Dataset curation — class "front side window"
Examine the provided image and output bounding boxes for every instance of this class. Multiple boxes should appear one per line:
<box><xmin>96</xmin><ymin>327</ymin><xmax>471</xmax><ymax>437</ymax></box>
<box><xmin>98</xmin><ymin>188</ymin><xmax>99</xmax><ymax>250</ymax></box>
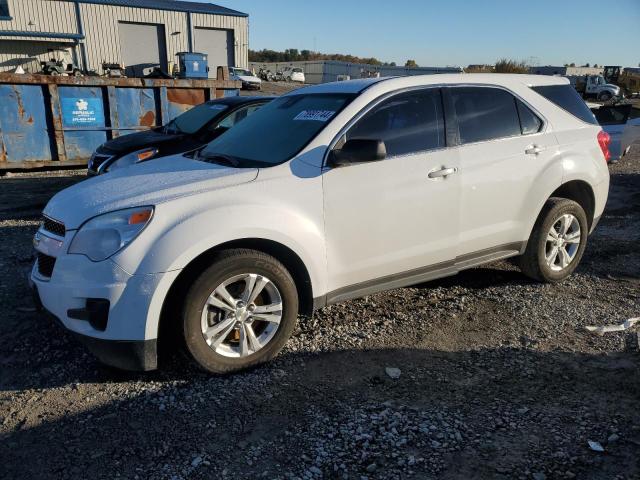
<box><xmin>451</xmin><ymin>87</ymin><xmax>521</xmax><ymax>144</ymax></box>
<box><xmin>165</xmin><ymin>102</ymin><xmax>229</xmax><ymax>135</ymax></box>
<box><xmin>200</xmin><ymin>93</ymin><xmax>355</xmax><ymax>167</ymax></box>
<box><xmin>345</xmin><ymin>89</ymin><xmax>445</xmax><ymax>157</ymax></box>
<box><xmin>0</xmin><ymin>1</ymin><xmax>9</xmax><ymax>17</ymax></box>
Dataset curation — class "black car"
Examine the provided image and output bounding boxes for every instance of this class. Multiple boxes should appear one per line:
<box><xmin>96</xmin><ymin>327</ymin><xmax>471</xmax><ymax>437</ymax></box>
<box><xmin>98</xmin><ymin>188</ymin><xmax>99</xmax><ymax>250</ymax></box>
<box><xmin>88</xmin><ymin>96</ymin><xmax>273</xmax><ymax>175</ymax></box>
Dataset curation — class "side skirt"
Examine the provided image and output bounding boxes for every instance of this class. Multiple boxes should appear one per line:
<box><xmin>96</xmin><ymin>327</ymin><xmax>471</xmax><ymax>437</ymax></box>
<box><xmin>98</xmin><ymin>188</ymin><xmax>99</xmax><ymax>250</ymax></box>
<box><xmin>313</xmin><ymin>242</ymin><xmax>525</xmax><ymax>309</ymax></box>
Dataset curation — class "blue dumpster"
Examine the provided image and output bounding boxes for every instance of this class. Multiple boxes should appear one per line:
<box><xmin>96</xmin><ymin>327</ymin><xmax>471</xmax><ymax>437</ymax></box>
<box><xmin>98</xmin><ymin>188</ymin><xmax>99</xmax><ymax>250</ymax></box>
<box><xmin>0</xmin><ymin>73</ymin><xmax>240</xmax><ymax>170</ymax></box>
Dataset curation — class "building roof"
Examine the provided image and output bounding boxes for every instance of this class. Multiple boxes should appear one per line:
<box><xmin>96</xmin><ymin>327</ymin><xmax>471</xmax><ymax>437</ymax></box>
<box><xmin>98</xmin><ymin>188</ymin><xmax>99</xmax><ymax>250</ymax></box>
<box><xmin>72</xmin><ymin>0</ymin><xmax>248</xmax><ymax>17</ymax></box>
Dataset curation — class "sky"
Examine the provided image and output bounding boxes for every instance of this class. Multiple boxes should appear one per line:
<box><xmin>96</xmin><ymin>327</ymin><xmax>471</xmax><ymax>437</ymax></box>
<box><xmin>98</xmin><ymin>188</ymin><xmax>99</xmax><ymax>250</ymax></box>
<box><xmin>194</xmin><ymin>0</ymin><xmax>640</xmax><ymax>68</ymax></box>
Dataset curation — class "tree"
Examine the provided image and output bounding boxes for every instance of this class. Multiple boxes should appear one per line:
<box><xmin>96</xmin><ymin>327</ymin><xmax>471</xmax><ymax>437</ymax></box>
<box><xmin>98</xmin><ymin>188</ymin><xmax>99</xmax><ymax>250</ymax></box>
<box><xmin>494</xmin><ymin>58</ymin><xmax>528</xmax><ymax>74</ymax></box>
<box><xmin>405</xmin><ymin>59</ymin><xmax>418</xmax><ymax>68</ymax></box>
<box><xmin>569</xmin><ymin>62</ymin><xmax>576</xmax><ymax>67</ymax></box>
<box><xmin>593</xmin><ymin>63</ymin><xmax>599</xmax><ymax>68</ymax></box>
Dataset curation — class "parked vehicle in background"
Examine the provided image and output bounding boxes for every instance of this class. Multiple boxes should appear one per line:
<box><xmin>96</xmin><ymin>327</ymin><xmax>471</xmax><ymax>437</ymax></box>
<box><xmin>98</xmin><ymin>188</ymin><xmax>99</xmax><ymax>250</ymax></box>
<box><xmin>617</xmin><ymin>68</ymin><xmax>640</xmax><ymax>98</ymax></box>
<box><xmin>285</xmin><ymin>67</ymin><xmax>306</xmax><ymax>83</ymax></box>
<box><xmin>229</xmin><ymin>67</ymin><xmax>262</xmax><ymax>90</ymax></box>
<box><xmin>590</xmin><ymin>103</ymin><xmax>640</xmax><ymax>162</ymax></box>
<box><xmin>32</xmin><ymin>74</ymin><xmax>609</xmax><ymax>374</ymax></box>
<box><xmin>569</xmin><ymin>74</ymin><xmax>621</xmax><ymax>101</ymax></box>
<box><xmin>88</xmin><ymin>96</ymin><xmax>272</xmax><ymax>175</ymax></box>
<box><xmin>40</xmin><ymin>48</ymin><xmax>82</xmax><ymax>77</ymax></box>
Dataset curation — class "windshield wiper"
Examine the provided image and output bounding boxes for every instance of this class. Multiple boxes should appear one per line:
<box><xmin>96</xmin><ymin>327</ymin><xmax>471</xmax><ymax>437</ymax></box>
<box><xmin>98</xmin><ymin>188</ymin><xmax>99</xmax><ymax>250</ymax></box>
<box><xmin>198</xmin><ymin>152</ymin><xmax>241</xmax><ymax>167</ymax></box>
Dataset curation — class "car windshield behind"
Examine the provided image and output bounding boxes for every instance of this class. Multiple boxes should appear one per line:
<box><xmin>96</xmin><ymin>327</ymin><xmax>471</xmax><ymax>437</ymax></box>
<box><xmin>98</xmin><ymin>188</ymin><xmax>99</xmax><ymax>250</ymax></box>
<box><xmin>233</xmin><ymin>68</ymin><xmax>252</xmax><ymax>76</ymax></box>
<box><xmin>200</xmin><ymin>93</ymin><xmax>355</xmax><ymax>167</ymax></box>
<box><xmin>165</xmin><ymin>102</ymin><xmax>229</xmax><ymax>135</ymax></box>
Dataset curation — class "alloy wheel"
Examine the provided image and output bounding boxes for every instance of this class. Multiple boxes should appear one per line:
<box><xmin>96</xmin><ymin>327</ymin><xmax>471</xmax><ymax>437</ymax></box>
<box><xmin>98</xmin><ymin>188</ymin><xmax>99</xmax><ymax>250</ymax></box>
<box><xmin>545</xmin><ymin>214</ymin><xmax>581</xmax><ymax>272</ymax></box>
<box><xmin>200</xmin><ymin>273</ymin><xmax>283</xmax><ymax>358</ymax></box>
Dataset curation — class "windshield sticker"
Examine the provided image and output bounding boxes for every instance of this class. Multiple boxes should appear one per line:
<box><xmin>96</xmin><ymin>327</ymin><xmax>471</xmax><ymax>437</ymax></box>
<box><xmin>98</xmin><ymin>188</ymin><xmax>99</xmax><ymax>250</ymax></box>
<box><xmin>294</xmin><ymin>110</ymin><xmax>336</xmax><ymax>122</ymax></box>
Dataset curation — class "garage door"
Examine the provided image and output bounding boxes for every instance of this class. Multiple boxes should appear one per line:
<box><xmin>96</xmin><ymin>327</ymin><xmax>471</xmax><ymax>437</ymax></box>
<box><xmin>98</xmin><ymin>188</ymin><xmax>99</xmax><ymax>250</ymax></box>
<box><xmin>0</xmin><ymin>40</ymin><xmax>75</xmax><ymax>73</ymax></box>
<box><xmin>118</xmin><ymin>22</ymin><xmax>167</xmax><ymax>77</ymax></box>
<box><xmin>194</xmin><ymin>28</ymin><xmax>235</xmax><ymax>78</ymax></box>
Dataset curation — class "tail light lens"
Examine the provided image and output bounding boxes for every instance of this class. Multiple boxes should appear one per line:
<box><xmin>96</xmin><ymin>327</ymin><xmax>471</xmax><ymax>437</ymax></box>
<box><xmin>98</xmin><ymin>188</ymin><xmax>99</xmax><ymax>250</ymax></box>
<box><xmin>597</xmin><ymin>130</ymin><xmax>611</xmax><ymax>163</ymax></box>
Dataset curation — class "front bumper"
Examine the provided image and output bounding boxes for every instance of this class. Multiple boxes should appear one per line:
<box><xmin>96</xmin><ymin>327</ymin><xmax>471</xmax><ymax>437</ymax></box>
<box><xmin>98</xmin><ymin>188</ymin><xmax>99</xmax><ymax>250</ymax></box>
<box><xmin>242</xmin><ymin>81</ymin><xmax>261</xmax><ymax>90</ymax></box>
<box><xmin>31</xmin><ymin>252</ymin><xmax>179</xmax><ymax>371</ymax></box>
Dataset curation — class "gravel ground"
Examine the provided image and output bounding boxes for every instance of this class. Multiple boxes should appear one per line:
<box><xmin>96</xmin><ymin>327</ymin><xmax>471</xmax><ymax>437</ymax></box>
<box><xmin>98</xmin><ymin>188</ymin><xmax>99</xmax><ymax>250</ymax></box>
<box><xmin>1</xmin><ymin>147</ymin><xmax>639</xmax><ymax>479</ymax></box>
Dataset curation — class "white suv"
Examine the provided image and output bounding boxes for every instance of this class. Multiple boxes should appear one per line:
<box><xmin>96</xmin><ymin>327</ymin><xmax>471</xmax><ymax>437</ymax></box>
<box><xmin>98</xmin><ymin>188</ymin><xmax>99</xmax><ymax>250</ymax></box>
<box><xmin>31</xmin><ymin>74</ymin><xmax>610</xmax><ymax>373</ymax></box>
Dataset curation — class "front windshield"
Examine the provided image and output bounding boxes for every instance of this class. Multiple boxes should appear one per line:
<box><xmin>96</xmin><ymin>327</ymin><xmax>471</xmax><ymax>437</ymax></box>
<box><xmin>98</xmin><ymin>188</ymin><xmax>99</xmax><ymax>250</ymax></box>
<box><xmin>233</xmin><ymin>69</ymin><xmax>252</xmax><ymax>76</ymax></box>
<box><xmin>200</xmin><ymin>93</ymin><xmax>355</xmax><ymax>167</ymax></box>
<box><xmin>165</xmin><ymin>102</ymin><xmax>229</xmax><ymax>134</ymax></box>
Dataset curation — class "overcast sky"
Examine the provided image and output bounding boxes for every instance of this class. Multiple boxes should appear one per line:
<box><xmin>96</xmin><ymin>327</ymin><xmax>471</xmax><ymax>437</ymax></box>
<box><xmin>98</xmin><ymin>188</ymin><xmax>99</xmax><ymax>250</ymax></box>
<box><xmin>198</xmin><ymin>0</ymin><xmax>639</xmax><ymax>67</ymax></box>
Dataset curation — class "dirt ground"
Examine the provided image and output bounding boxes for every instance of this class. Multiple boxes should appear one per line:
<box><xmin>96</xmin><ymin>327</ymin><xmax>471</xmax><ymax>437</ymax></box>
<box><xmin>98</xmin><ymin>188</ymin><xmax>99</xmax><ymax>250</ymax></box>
<box><xmin>0</xmin><ymin>144</ymin><xmax>639</xmax><ymax>479</ymax></box>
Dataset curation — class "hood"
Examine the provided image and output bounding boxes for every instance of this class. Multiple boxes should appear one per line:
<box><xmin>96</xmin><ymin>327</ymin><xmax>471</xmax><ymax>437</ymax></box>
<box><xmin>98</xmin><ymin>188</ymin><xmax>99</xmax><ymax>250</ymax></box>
<box><xmin>237</xmin><ymin>75</ymin><xmax>261</xmax><ymax>83</ymax></box>
<box><xmin>100</xmin><ymin>129</ymin><xmax>183</xmax><ymax>154</ymax></box>
<box><xmin>44</xmin><ymin>155</ymin><xmax>258</xmax><ymax>229</ymax></box>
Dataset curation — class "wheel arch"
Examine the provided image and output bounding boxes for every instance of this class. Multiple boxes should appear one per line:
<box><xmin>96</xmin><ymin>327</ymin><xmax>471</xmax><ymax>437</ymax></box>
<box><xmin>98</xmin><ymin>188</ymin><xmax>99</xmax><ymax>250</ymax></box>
<box><xmin>549</xmin><ymin>180</ymin><xmax>596</xmax><ymax>229</ymax></box>
<box><xmin>157</xmin><ymin>238</ymin><xmax>315</xmax><ymax>357</ymax></box>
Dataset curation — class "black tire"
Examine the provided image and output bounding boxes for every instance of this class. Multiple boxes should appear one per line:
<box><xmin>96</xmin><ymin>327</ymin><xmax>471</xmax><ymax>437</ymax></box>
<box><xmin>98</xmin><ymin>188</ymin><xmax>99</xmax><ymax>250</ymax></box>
<box><xmin>599</xmin><ymin>92</ymin><xmax>612</xmax><ymax>101</ymax></box>
<box><xmin>518</xmin><ymin>198</ymin><xmax>589</xmax><ymax>283</ymax></box>
<box><xmin>182</xmin><ymin>249</ymin><xmax>298</xmax><ymax>374</ymax></box>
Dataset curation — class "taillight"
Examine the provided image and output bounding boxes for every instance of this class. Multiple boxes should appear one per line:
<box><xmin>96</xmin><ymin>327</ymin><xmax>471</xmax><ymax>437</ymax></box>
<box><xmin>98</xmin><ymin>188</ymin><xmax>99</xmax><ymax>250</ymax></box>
<box><xmin>597</xmin><ymin>130</ymin><xmax>611</xmax><ymax>163</ymax></box>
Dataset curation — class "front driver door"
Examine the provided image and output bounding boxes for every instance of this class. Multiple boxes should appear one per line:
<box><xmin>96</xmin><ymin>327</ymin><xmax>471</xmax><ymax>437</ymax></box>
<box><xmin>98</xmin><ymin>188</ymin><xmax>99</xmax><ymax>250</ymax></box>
<box><xmin>322</xmin><ymin>88</ymin><xmax>461</xmax><ymax>301</ymax></box>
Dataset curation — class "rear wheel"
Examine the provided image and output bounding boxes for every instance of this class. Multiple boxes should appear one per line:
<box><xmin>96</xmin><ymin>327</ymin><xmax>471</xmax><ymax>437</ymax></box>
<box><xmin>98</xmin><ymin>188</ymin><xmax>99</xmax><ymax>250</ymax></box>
<box><xmin>518</xmin><ymin>198</ymin><xmax>588</xmax><ymax>283</ymax></box>
<box><xmin>182</xmin><ymin>249</ymin><xmax>298</xmax><ymax>374</ymax></box>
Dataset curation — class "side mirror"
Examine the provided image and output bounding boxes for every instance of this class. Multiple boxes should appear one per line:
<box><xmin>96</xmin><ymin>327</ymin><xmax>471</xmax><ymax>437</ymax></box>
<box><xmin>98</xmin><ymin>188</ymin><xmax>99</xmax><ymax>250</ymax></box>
<box><xmin>328</xmin><ymin>138</ymin><xmax>387</xmax><ymax>167</ymax></box>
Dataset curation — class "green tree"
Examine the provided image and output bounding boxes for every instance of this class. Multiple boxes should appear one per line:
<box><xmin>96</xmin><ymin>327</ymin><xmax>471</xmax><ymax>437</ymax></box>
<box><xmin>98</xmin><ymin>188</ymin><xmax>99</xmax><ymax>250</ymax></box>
<box><xmin>405</xmin><ymin>59</ymin><xmax>418</xmax><ymax>68</ymax></box>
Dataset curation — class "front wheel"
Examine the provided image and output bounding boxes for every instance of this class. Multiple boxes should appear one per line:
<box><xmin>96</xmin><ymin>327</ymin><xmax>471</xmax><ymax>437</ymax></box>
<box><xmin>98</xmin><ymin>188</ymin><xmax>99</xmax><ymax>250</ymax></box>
<box><xmin>182</xmin><ymin>249</ymin><xmax>298</xmax><ymax>374</ymax></box>
<box><xmin>599</xmin><ymin>92</ymin><xmax>612</xmax><ymax>101</ymax></box>
<box><xmin>518</xmin><ymin>198</ymin><xmax>589</xmax><ymax>283</ymax></box>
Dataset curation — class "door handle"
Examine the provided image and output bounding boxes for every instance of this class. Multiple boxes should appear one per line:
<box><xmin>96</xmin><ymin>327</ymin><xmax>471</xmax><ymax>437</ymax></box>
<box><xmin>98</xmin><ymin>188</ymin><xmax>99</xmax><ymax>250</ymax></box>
<box><xmin>525</xmin><ymin>145</ymin><xmax>544</xmax><ymax>155</ymax></box>
<box><xmin>428</xmin><ymin>167</ymin><xmax>457</xmax><ymax>179</ymax></box>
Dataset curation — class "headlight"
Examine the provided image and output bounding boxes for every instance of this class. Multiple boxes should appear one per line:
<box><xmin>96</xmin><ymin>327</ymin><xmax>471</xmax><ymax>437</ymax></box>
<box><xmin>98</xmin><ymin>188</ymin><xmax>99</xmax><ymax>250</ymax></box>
<box><xmin>68</xmin><ymin>207</ymin><xmax>154</xmax><ymax>261</ymax></box>
<box><xmin>106</xmin><ymin>148</ymin><xmax>158</xmax><ymax>172</ymax></box>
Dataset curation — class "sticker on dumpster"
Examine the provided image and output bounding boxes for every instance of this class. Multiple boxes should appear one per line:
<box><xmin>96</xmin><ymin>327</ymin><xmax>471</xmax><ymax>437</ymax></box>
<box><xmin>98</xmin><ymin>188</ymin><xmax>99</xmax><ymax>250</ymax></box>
<box><xmin>294</xmin><ymin>110</ymin><xmax>336</xmax><ymax>122</ymax></box>
<box><xmin>61</xmin><ymin>98</ymin><xmax>104</xmax><ymax>127</ymax></box>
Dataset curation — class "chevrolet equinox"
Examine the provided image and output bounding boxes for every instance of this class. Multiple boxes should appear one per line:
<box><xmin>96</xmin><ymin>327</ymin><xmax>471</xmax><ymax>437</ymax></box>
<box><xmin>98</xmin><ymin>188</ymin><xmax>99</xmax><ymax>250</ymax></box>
<box><xmin>31</xmin><ymin>74</ymin><xmax>611</xmax><ymax>373</ymax></box>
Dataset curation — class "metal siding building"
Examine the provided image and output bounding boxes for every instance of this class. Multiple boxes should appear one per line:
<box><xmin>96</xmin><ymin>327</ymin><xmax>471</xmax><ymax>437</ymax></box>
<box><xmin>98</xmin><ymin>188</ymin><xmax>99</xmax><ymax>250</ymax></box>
<box><xmin>249</xmin><ymin>60</ymin><xmax>463</xmax><ymax>84</ymax></box>
<box><xmin>0</xmin><ymin>0</ymin><xmax>248</xmax><ymax>76</ymax></box>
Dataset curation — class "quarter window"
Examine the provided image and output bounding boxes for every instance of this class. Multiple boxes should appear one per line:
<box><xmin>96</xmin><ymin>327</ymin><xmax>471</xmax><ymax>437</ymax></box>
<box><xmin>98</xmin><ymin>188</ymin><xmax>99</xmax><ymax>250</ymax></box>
<box><xmin>0</xmin><ymin>0</ymin><xmax>9</xmax><ymax>17</ymax></box>
<box><xmin>516</xmin><ymin>100</ymin><xmax>543</xmax><ymax>134</ymax></box>
<box><xmin>346</xmin><ymin>89</ymin><xmax>445</xmax><ymax>157</ymax></box>
<box><xmin>451</xmin><ymin>87</ymin><xmax>521</xmax><ymax>144</ymax></box>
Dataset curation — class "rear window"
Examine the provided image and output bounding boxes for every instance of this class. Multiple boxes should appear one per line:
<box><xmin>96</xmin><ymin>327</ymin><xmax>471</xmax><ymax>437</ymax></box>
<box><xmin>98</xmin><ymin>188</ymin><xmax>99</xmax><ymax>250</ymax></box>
<box><xmin>532</xmin><ymin>85</ymin><xmax>598</xmax><ymax>125</ymax></box>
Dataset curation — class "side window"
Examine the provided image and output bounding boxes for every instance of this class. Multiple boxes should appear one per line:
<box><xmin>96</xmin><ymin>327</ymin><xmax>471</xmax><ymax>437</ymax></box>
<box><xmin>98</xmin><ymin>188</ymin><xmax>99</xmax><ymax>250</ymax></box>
<box><xmin>215</xmin><ymin>104</ymin><xmax>263</xmax><ymax>130</ymax></box>
<box><xmin>345</xmin><ymin>89</ymin><xmax>445</xmax><ymax>157</ymax></box>
<box><xmin>451</xmin><ymin>87</ymin><xmax>521</xmax><ymax>144</ymax></box>
<box><xmin>516</xmin><ymin>100</ymin><xmax>543</xmax><ymax>134</ymax></box>
<box><xmin>0</xmin><ymin>1</ymin><xmax>9</xmax><ymax>17</ymax></box>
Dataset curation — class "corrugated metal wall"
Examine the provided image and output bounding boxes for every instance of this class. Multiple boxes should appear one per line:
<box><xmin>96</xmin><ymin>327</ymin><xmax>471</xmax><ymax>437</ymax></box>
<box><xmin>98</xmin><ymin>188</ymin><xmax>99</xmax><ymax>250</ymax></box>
<box><xmin>0</xmin><ymin>0</ymin><xmax>249</xmax><ymax>73</ymax></box>
<box><xmin>2</xmin><ymin>0</ymin><xmax>78</xmax><ymax>34</ymax></box>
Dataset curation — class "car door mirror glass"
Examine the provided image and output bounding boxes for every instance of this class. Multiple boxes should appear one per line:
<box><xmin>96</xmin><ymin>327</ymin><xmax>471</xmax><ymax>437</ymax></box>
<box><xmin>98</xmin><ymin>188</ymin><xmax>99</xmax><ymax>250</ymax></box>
<box><xmin>329</xmin><ymin>138</ymin><xmax>386</xmax><ymax>167</ymax></box>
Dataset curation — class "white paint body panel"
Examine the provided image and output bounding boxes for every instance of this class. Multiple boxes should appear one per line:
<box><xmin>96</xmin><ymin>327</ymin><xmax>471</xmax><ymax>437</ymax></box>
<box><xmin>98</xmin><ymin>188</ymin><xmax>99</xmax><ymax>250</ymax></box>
<box><xmin>32</xmin><ymin>74</ymin><xmax>610</xmax><ymax>347</ymax></box>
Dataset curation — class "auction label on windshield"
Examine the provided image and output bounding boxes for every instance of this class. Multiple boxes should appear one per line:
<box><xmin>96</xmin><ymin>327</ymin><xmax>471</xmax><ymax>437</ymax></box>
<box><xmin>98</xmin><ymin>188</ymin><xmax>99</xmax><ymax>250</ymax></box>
<box><xmin>294</xmin><ymin>110</ymin><xmax>336</xmax><ymax>122</ymax></box>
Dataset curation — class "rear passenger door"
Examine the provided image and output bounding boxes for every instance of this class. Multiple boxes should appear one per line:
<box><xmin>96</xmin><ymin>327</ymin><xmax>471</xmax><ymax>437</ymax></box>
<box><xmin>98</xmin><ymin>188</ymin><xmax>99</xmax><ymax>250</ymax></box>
<box><xmin>449</xmin><ymin>86</ymin><xmax>559</xmax><ymax>257</ymax></box>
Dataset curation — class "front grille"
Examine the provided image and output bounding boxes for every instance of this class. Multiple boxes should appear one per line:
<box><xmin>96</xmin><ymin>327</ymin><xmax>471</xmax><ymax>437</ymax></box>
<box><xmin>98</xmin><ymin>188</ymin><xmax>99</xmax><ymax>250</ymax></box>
<box><xmin>37</xmin><ymin>252</ymin><xmax>56</xmax><ymax>278</ymax></box>
<box><xmin>43</xmin><ymin>216</ymin><xmax>65</xmax><ymax>237</ymax></box>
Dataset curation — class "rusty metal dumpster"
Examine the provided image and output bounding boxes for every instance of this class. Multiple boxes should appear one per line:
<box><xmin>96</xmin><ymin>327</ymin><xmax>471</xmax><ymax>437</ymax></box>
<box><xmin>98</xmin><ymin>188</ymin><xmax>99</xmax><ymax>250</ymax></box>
<box><xmin>0</xmin><ymin>73</ymin><xmax>240</xmax><ymax>170</ymax></box>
